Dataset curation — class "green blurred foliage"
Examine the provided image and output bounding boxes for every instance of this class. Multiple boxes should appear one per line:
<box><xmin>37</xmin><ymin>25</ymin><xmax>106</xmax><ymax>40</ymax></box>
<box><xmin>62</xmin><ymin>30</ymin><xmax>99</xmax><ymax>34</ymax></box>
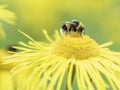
<box><xmin>0</xmin><ymin>0</ymin><xmax>120</xmax><ymax>51</ymax></box>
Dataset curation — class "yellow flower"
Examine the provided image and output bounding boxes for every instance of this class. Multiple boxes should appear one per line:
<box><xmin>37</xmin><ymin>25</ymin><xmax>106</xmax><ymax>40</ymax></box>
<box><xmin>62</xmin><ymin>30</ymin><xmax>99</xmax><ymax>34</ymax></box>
<box><xmin>0</xmin><ymin>5</ymin><xmax>16</xmax><ymax>39</ymax></box>
<box><xmin>0</xmin><ymin>50</ymin><xmax>15</xmax><ymax>90</ymax></box>
<box><xmin>6</xmin><ymin>30</ymin><xmax>120</xmax><ymax>90</ymax></box>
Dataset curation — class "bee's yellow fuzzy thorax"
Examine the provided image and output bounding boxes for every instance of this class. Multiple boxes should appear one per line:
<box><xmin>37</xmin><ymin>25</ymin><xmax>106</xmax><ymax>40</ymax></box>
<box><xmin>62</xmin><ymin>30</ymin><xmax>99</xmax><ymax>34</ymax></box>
<box><xmin>52</xmin><ymin>35</ymin><xmax>100</xmax><ymax>60</ymax></box>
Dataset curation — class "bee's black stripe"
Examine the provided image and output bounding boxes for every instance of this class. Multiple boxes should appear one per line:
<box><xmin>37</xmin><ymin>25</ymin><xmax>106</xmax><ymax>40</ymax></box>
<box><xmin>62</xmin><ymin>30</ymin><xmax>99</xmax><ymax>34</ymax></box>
<box><xmin>62</xmin><ymin>24</ymin><xmax>67</xmax><ymax>31</ymax></box>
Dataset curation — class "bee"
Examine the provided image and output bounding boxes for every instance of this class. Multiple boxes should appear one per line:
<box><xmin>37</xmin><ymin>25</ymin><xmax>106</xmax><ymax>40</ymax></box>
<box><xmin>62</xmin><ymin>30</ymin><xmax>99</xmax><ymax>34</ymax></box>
<box><xmin>60</xmin><ymin>20</ymin><xmax>85</xmax><ymax>36</ymax></box>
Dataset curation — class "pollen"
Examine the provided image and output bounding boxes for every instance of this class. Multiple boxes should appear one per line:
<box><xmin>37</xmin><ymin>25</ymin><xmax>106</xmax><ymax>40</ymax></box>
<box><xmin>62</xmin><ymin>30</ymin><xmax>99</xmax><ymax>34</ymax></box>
<box><xmin>52</xmin><ymin>35</ymin><xmax>100</xmax><ymax>60</ymax></box>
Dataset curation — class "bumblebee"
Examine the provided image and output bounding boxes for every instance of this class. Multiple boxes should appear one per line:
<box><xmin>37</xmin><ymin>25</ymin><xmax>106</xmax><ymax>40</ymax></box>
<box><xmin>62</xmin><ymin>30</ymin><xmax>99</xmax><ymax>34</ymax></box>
<box><xmin>60</xmin><ymin>20</ymin><xmax>85</xmax><ymax>36</ymax></box>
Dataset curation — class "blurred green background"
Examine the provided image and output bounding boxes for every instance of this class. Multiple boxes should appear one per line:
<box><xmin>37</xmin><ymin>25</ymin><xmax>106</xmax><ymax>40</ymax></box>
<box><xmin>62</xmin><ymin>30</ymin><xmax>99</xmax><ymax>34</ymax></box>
<box><xmin>0</xmin><ymin>0</ymin><xmax>120</xmax><ymax>51</ymax></box>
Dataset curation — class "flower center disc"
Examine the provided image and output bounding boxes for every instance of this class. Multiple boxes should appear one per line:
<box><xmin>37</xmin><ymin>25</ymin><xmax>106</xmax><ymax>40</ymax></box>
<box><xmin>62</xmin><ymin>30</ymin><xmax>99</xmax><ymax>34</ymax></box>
<box><xmin>52</xmin><ymin>35</ymin><xmax>100</xmax><ymax>60</ymax></box>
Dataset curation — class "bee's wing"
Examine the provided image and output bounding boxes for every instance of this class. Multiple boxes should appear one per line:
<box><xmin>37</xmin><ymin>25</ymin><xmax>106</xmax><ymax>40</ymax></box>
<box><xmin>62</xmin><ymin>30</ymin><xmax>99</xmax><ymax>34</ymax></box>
<box><xmin>71</xmin><ymin>19</ymin><xmax>79</xmax><ymax>23</ymax></box>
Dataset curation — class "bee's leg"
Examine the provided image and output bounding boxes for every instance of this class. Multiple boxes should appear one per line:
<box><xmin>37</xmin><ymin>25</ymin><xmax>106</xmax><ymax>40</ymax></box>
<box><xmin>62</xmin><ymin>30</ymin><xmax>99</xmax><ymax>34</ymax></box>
<box><xmin>79</xmin><ymin>32</ymin><xmax>82</xmax><ymax>37</ymax></box>
<box><xmin>68</xmin><ymin>27</ymin><xmax>72</xmax><ymax>35</ymax></box>
<box><xmin>78</xmin><ymin>29</ymin><xmax>82</xmax><ymax>37</ymax></box>
<box><xmin>80</xmin><ymin>30</ymin><xmax>85</xmax><ymax>37</ymax></box>
<box><xmin>73</xmin><ymin>26</ymin><xmax>77</xmax><ymax>32</ymax></box>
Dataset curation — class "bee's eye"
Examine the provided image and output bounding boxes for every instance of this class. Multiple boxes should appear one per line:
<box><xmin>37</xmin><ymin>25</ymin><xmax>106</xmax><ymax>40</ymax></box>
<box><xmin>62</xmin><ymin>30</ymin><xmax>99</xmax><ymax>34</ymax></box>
<box><xmin>62</xmin><ymin>24</ymin><xmax>67</xmax><ymax>30</ymax></box>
